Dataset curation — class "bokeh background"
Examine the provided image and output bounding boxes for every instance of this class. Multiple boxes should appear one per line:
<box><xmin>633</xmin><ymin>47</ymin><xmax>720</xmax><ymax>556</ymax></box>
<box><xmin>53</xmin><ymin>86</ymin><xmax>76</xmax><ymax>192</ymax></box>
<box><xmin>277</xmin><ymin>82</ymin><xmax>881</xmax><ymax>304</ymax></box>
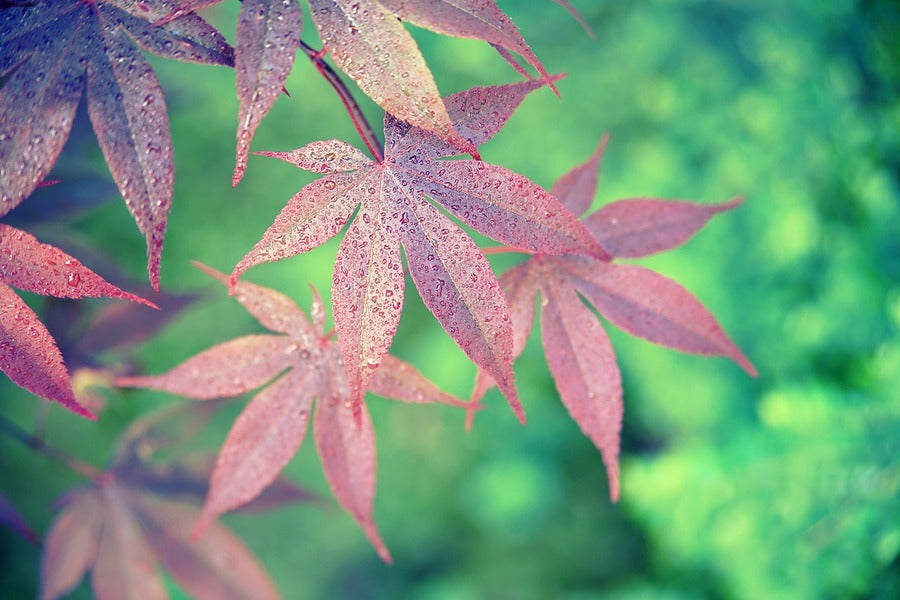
<box><xmin>1</xmin><ymin>0</ymin><xmax>898</xmax><ymax>598</ymax></box>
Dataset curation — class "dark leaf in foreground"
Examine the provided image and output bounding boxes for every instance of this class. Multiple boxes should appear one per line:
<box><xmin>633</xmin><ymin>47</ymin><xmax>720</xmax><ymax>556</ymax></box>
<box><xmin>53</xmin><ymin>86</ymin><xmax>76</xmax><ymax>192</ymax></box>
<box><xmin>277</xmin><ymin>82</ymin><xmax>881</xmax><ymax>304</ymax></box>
<box><xmin>473</xmin><ymin>137</ymin><xmax>756</xmax><ymax>501</ymax></box>
<box><xmin>234</xmin><ymin>77</ymin><xmax>603</xmax><ymax>423</ymax></box>
<box><xmin>0</xmin><ymin>1</ymin><xmax>233</xmax><ymax>289</ymax></box>
<box><xmin>117</xmin><ymin>263</ymin><xmax>470</xmax><ymax>562</ymax></box>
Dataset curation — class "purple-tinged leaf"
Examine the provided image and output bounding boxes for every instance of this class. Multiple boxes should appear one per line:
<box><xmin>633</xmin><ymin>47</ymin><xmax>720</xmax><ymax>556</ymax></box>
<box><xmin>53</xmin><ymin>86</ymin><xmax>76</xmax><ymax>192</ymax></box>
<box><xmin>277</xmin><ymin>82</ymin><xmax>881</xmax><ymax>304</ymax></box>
<box><xmin>469</xmin><ymin>138</ymin><xmax>753</xmax><ymax>495</ymax></box>
<box><xmin>551</xmin><ymin>134</ymin><xmax>607</xmax><ymax>217</ymax></box>
<box><xmin>2</xmin><ymin>2</ymin><xmax>233</xmax><ymax>289</ymax></box>
<box><xmin>0</xmin><ymin>224</ymin><xmax>155</xmax><ymax>307</ymax></box>
<box><xmin>407</xmin><ymin>159</ymin><xmax>606</xmax><ymax>257</ymax></box>
<box><xmin>0</xmin><ymin>15</ymin><xmax>85</xmax><ymax>219</ymax></box>
<box><xmin>104</xmin><ymin>0</ymin><xmax>221</xmax><ymax>24</ymax></box>
<box><xmin>309</xmin><ymin>0</ymin><xmax>477</xmax><ymax>157</ymax></box>
<box><xmin>540</xmin><ymin>269</ymin><xmax>622</xmax><ymax>501</ymax></box>
<box><xmin>115</xmin><ymin>335</ymin><xmax>297</xmax><ymax>399</ymax></box>
<box><xmin>232</xmin><ymin>0</ymin><xmax>302</xmax><ymax>186</ymax></box>
<box><xmin>41</xmin><ymin>490</ymin><xmax>104</xmax><ymax>600</ymax></box>
<box><xmin>134</xmin><ymin>494</ymin><xmax>281</xmax><ymax>600</ymax></box>
<box><xmin>378</xmin><ymin>0</ymin><xmax>557</xmax><ymax>94</ymax></box>
<box><xmin>256</xmin><ymin>139</ymin><xmax>372</xmax><ymax>173</ymax></box>
<box><xmin>566</xmin><ymin>259</ymin><xmax>757</xmax><ymax>375</ymax></box>
<box><xmin>583</xmin><ymin>197</ymin><xmax>745</xmax><ymax>258</ymax></box>
<box><xmin>86</xmin><ymin>21</ymin><xmax>172</xmax><ymax>292</ymax></box>
<box><xmin>92</xmin><ymin>483</ymin><xmax>167</xmax><ymax>600</ymax></box>
<box><xmin>314</xmin><ymin>382</ymin><xmax>391</xmax><ymax>563</ymax></box>
<box><xmin>122</xmin><ymin>12</ymin><xmax>235</xmax><ymax>67</ymax></box>
<box><xmin>332</xmin><ymin>194</ymin><xmax>405</xmax><ymax>413</ymax></box>
<box><xmin>0</xmin><ymin>281</ymin><xmax>93</xmax><ymax>418</ymax></box>
<box><xmin>0</xmin><ymin>491</ymin><xmax>38</xmax><ymax>545</ymax></box>
<box><xmin>195</xmin><ymin>369</ymin><xmax>315</xmax><ymax>534</ymax></box>
<box><xmin>232</xmin><ymin>171</ymin><xmax>372</xmax><ymax>281</ymax></box>
<box><xmin>386</xmin><ymin>76</ymin><xmax>563</xmax><ymax>161</ymax></box>
<box><xmin>396</xmin><ymin>197</ymin><xmax>523</xmax><ymax>422</ymax></box>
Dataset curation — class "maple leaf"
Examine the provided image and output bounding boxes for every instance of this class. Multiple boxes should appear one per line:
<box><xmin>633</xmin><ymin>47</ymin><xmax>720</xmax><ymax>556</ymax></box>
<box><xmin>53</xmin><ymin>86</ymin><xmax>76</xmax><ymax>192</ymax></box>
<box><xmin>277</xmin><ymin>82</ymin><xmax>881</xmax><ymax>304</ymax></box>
<box><xmin>0</xmin><ymin>224</ymin><xmax>155</xmax><ymax>418</ymax></box>
<box><xmin>116</xmin><ymin>263</ymin><xmax>471</xmax><ymax>562</ymax></box>
<box><xmin>472</xmin><ymin>135</ymin><xmax>757</xmax><ymax>501</ymax></box>
<box><xmin>0</xmin><ymin>1</ymin><xmax>234</xmax><ymax>289</ymax></box>
<box><xmin>40</xmin><ymin>403</ymin><xmax>290</xmax><ymax>600</ymax></box>
<box><xmin>308</xmin><ymin>0</ymin><xmax>559</xmax><ymax>157</ymax></box>
<box><xmin>232</xmin><ymin>0</ymin><xmax>303</xmax><ymax>186</ymax></box>
<box><xmin>231</xmin><ymin>78</ymin><xmax>605</xmax><ymax>423</ymax></box>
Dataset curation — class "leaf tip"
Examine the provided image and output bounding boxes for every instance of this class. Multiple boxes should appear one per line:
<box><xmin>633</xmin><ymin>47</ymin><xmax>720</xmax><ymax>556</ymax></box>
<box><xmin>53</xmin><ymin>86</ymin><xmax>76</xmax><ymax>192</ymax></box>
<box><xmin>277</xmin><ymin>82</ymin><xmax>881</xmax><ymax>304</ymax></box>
<box><xmin>74</xmin><ymin>403</ymin><xmax>99</xmax><ymax>421</ymax></box>
<box><xmin>736</xmin><ymin>353</ymin><xmax>758</xmax><ymax>378</ymax></box>
<box><xmin>364</xmin><ymin>523</ymin><xmax>393</xmax><ymax>564</ymax></box>
<box><xmin>124</xmin><ymin>291</ymin><xmax>159</xmax><ymax>310</ymax></box>
<box><xmin>608</xmin><ymin>470</ymin><xmax>620</xmax><ymax>503</ymax></box>
<box><xmin>232</xmin><ymin>164</ymin><xmax>245</xmax><ymax>188</ymax></box>
<box><xmin>723</xmin><ymin>195</ymin><xmax>746</xmax><ymax>210</ymax></box>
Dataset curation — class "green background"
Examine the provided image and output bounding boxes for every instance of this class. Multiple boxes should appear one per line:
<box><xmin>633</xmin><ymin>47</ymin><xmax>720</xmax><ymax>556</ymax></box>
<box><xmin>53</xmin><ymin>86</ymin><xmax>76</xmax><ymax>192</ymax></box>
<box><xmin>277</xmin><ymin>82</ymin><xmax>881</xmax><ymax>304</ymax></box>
<box><xmin>1</xmin><ymin>0</ymin><xmax>898</xmax><ymax>598</ymax></box>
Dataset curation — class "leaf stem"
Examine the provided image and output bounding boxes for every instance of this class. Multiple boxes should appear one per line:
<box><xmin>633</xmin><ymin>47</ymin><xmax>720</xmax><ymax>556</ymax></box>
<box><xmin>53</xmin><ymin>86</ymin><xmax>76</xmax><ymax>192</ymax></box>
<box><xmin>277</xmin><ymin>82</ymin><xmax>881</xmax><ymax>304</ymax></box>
<box><xmin>0</xmin><ymin>413</ymin><xmax>102</xmax><ymax>480</ymax></box>
<box><xmin>300</xmin><ymin>40</ymin><xmax>385</xmax><ymax>163</ymax></box>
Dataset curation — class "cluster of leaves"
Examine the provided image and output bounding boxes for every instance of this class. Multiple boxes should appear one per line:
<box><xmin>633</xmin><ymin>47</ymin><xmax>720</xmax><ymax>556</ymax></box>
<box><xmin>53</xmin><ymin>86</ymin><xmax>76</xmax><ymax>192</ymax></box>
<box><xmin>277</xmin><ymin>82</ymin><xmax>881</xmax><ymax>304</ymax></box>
<box><xmin>0</xmin><ymin>0</ymin><xmax>585</xmax><ymax>418</ymax></box>
<box><xmin>471</xmin><ymin>136</ymin><xmax>756</xmax><ymax>500</ymax></box>
<box><xmin>0</xmin><ymin>0</ymin><xmax>756</xmax><ymax>595</ymax></box>
<box><xmin>118</xmin><ymin>263</ymin><xmax>472</xmax><ymax>562</ymax></box>
<box><xmin>41</xmin><ymin>402</ymin><xmax>315</xmax><ymax>600</ymax></box>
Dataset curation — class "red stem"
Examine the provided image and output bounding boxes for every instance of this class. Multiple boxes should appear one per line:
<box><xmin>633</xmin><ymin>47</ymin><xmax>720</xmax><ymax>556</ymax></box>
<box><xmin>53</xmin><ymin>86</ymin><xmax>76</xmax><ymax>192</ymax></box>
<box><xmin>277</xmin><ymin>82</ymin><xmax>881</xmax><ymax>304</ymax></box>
<box><xmin>300</xmin><ymin>40</ymin><xmax>385</xmax><ymax>163</ymax></box>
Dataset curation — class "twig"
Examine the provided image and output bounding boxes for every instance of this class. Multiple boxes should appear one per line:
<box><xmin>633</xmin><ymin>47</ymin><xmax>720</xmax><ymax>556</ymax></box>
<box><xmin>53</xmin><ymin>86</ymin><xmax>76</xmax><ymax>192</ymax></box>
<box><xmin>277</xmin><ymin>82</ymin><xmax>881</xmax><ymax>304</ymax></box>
<box><xmin>0</xmin><ymin>414</ymin><xmax>102</xmax><ymax>480</ymax></box>
<box><xmin>301</xmin><ymin>40</ymin><xmax>384</xmax><ymax>163</ymax></box>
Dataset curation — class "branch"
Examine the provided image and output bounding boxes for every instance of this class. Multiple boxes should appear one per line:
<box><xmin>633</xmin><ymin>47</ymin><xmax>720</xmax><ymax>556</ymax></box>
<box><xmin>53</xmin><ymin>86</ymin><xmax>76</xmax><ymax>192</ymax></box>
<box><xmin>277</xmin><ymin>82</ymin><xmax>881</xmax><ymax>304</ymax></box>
<box><xmin>301</xmin><ymin>41</ymin><xmax>384</xmax><ymax>163</ymax></box>
<box><xmin>0</xmin><ymin>413</ymin><xmax>102</xmax><ymax>480</ymax></box>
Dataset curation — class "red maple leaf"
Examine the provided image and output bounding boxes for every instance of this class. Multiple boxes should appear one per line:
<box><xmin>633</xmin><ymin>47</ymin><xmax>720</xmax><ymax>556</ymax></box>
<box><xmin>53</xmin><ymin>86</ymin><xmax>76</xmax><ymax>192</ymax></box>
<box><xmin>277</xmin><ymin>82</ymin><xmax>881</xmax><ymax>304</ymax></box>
<box><xmin>117</xmin><ymin>263</ymin><xmax>471</xmax><ymax>562</ymax></box>
<box><xmin>231</xmin><ymin>0</ymin><xmax>303</xmax><ymax>185</ymax></box>
<box><xmin>306</xmin><ymin>0</ymin><xmax>558</xmax><ymax>157</ymax></box>
<box><xmin>0</xmin><ymin>224</ymin><xmax>155</xmax><ymax>418</ymax></box>
<box><xmin>0</xmin><ymin>1</ymin><xmax>234</xmax><ymax>289</ymax></box>
<box><xmin>39</xmin><ymin>402</ymin><xmax>295</xmax><ymax>600</ymax></box>
<box><xmin>472</xmin><ymin>135</ymin><xmax>757</xmax><ymax>501</ymax></box>
<box><xmin>232</xmin><ymin>77</ymin><xmax>606</xmax><ymax>423</ymax></box>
